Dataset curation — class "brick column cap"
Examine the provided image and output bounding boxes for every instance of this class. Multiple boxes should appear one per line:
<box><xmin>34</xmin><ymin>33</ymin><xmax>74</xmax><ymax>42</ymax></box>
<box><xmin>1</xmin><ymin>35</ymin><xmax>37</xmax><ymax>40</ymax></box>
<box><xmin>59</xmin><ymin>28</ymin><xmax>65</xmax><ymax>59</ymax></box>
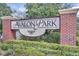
<box><xmin>1</xmin><ymin>16</ymin><xmax>17</xmax><ymax>20</ymax></box>
<box><xmin>1</xmin><ymin>16</ymin><xmax>13</xmax><ymax>20</ymax></box>
<box><xmin>59</xmin><ymin>8</ymin><xmax>79</xmax><ymax>14</ymax></box>
<box><xmin>1</xmin><ymin>16</ymin><xmax>22</xmax><ymax>20</ymax></box>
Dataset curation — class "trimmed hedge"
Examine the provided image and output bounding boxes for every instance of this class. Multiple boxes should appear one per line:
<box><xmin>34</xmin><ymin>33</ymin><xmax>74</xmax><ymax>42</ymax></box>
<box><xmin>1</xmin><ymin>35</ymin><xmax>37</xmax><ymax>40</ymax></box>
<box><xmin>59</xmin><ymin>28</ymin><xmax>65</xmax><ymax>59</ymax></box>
<box><xmin>0</xmin><ymin>40</ymin><xmax>79</xmax><ymax>56</ymax></box>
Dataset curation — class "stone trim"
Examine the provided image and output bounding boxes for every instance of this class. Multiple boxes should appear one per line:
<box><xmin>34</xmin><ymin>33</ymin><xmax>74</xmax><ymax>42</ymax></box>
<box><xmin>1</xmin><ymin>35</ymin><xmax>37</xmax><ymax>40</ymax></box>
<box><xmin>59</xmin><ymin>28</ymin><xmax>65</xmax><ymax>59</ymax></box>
<box><xmin>59</xmin><ymin>8</ymin><xmax>79</xmax><ymax>14</ymax></box>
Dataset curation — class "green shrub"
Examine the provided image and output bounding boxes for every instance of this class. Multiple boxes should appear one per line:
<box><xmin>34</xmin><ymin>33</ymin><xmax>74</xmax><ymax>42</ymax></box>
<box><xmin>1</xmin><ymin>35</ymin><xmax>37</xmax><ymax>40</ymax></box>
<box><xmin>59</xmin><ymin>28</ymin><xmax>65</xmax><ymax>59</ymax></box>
<box><xmin>5</xmin><ymin>40</ymin><xmax>61</xmax><ymax>50</ymax></box>
<box><xmin>77</xmin><ymin>31</ymin><xmax>79</xmax><ymax>36</ymax></box>
<box><xmin>15</xmin><ymin>47</ymin><xmax>45</xmax><ymax>56</ymax></box>
<box><xmin>0</xmin><ymin>48</ymin><xmax>14</xmax><ymax>56</ymax></box>
<box><xmin>0</xmin><ymin>49</ymin><xmax>4</xmax><ymax>55</ymax></box>
<box><xmin>3</xmin><ymin>49</ymin><xmax>14</xmax><ymax>56</ymax></box>
<box><xmin>62</xmin><ymin>51</ymin><xmax>79</xmax><ymax>56</ymax></box>
<box><xmin>0</xmin><ymin>40</ymin><xmax>79</xmax><ymax>56</ymax></box>
<box><xmin>0</xmin><ymin>43</ymin><xmax>13</xmax><ymax>50</ymax></box>
<box><xmin>76</xmin><ymin>37</ymin><xmax>79</xmax><ymax>46</ymax></box>
<box><xmin>0</xmin><ymin>24</ymin><xmax>2</xmax><ymax>33</ymax></box>
<box><xmin>20</xmin><ymin>32</ymin><xmax>60</xmax><ymax>44</ymax></box>
<box><xmin>39</xmin><ymin>49</ymin><xmax>61</xmax><ymax>56</ymax></box>
<box><xmin>39</xmin><ymin>32</ymin><xmax>60</xmax><ymax>43</ymax></box>
<box><xmin>14</xmin><ymin>48</ymin><xmax>28</xmax><ymax>56</ymax></box>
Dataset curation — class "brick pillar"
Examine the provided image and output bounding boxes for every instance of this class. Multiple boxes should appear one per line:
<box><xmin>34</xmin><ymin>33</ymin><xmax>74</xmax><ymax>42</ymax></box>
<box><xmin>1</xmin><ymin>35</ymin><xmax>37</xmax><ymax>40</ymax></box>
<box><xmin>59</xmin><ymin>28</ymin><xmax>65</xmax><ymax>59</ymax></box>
<box><xmin>2</xmin><ymin>16</ymin><xmax>16</xmax><ymax>40</ymax></box>
<box><xmin>59</xmin><ymin>8</ymin><xmax>79</xmax><ymax>46</ymax></box>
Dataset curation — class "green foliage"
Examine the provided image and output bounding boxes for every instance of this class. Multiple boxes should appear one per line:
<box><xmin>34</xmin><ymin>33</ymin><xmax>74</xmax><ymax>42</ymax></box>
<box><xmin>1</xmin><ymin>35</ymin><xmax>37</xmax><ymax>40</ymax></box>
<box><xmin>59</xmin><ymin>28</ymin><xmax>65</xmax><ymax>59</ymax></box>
<box><xmin>15</xmin><ymin>48</ymin><xmax>45</xmax><ymax>56</ymax></box>
<box><xmin>0</xmin><ymin>24</ymin><xmax>2</xmax><ymax>30</ymax></box>
<box><xmin>26</xmin><ymin>3</ymin><xmax>74</xmax><ymax>17</ymax></box>
<box><xmin>77</xmin><ymin>37</ymin><xmax>79</xmax><ymax>46</ymax></box>
<box><xmin>26</xmin><ymin>3</ymin><xmax>62</xmax><ymax>17</ymax></box>
<box><xmin>20</xmin><ymin>32</ymin><xmax>60</xmax><ymax>44</ymax></box>
<box><xmin>0</xmin><ymin>43</ymin><xmax>13</xmax><ymax>50</ymax></box>
<box><xmin>77</xmin><ymin>31</ymin><xmax>79</xmax><ymax>36</ymax></box>
<box><xmin>0</xmin><ymin>40</ymin><xmax>79</xmax><ymax>56</ymax></box>
<box><xmin>43</xmin><ymin>32</ymin><xmax>60</xmax><ymax>43</ymax></box>
<box><xmin>0</xmin><ymin>3</ymin><xmax>12</xmax><ymax>17</ymax></box>
<box><xmin>3</xmin><ymin>49</ymin><xmax>14</xmax><ymax>56</ymax></box>
<box><xmin>0</xmin><ymin>19</ymin><xmax>2</xmax><ymax>33</ymax></box>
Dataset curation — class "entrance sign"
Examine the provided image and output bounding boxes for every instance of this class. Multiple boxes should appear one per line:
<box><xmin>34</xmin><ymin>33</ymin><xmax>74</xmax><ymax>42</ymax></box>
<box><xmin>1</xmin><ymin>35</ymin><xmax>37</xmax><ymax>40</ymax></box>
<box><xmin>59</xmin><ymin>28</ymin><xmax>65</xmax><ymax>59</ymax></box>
<box><xmin>11</xmin><ymin>17</ymin><xmax>59</xmax><ymax>36</ymax></box>
<box><xmin>11</xmin><ymin>17</ymin><xmax>59</xmax><ymax>29</ymax></box>
<box><xmin>2</xmin><ymin>8</ymin><xmax>79</xmax><ymax>46</ymax></box>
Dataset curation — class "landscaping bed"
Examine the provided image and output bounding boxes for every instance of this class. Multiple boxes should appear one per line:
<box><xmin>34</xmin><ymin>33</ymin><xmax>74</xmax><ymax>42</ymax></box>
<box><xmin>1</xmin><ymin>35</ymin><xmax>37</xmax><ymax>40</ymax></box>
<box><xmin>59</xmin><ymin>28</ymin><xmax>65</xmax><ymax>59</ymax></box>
<box><xmin>0</xmin><ymin>40</ymin><xmax>79</xmax><ymax>56</ymax></box>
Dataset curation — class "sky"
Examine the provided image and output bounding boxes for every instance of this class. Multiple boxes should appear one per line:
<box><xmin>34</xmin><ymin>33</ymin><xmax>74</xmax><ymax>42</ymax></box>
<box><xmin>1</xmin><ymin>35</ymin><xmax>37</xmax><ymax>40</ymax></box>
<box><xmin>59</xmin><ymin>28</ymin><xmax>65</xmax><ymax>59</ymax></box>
<box><xmin>7</xmin><ymin>3</ymin><xmax>26</xmax><ymax>12</ymax></box>
<box><xmin>7</xmin><ymin>3</ymin><xmax>26</xmax><ymax>18</ymax></box>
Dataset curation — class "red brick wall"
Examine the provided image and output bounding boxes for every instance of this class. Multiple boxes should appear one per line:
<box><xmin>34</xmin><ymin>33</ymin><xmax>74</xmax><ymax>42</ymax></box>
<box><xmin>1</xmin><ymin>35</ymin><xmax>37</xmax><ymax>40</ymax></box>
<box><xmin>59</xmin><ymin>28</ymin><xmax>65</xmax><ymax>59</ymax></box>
<box><xmin>60</xmin><ymin>13</ymin><xmax>77</xmax><ymax>46</ymax></box>
<box><xmin>3</xmin><ymin>17</ymin><xmax>16</xmax><ymax>40</ymax></box>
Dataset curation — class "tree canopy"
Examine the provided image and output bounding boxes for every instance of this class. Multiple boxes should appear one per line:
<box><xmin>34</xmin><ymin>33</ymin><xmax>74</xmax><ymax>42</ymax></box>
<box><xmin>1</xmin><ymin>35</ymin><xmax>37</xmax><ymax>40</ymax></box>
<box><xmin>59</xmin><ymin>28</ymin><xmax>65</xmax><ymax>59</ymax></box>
<box><xmin>0</xmin><ymin>3</ymin><xmax>12</xmax><ymax>17</ymax></box>
<box><xmin>25</xmin><ymin>3</ymin><xmax>75</xmax><ymax>18</ymax></box>
<box><xmin>26</xmin><ymin>3</ymin><xmax>62</xmax><ymax>17</ymax></box>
